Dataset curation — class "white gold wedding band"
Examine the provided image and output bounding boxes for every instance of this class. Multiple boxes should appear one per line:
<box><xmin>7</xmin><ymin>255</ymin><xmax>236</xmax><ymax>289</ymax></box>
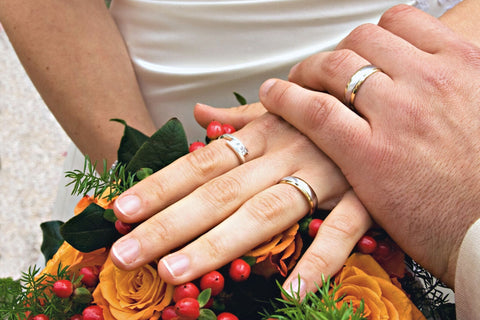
<box><xmin>344</xmin><ymin>65</ymin><xmax>382</xmax><ymax>109</ymax></box>
<box><xmin>279</xmin><ymin>176</ymin><xmax>318</xmax><ymax>215</ymax></box>
<box><xmin>219</xmin><ymin>134</ymin><xmax>249</xmax><ymax>164</ymax></box>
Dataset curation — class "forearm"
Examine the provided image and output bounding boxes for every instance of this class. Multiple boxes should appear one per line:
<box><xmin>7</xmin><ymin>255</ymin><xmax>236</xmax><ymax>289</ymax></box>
<box><xmin>440</xmin><ymin>0</ymin><xmax>480</xmax><ymax>47</ymax></box>
<box><xmin>0</xmin><ymin>0</ymin><xmax>156</xmax><ymax>167</ymax></box>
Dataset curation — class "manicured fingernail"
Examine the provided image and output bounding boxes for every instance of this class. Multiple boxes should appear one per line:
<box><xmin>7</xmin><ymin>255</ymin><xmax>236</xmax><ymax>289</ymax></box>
<box><xmin>285</xmin><ymin>276</ymin><xmax>306</xmax><ymax>299</ymax></box>
<box><xmin>260</xmin><ymin>79</ymin><xmax>277</xmax><ymax>99</ymax></box>
<box><xmin>111</xmin><ymin>237</ymin><xmax>140</xmax><ymax>265</ymax></box>
<box><xmin>161</xmin><ymin>253</ymin><xmax>190</xmax><ymax>278</ymax></box>
<box><xmin>115</xmin><ymin>194</ymin><xmax>142</xmax><ymax>216</ymax></box>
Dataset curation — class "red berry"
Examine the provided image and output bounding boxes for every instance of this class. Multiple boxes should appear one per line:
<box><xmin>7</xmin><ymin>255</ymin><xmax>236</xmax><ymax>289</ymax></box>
<box><xmin>115</xmin><ymin>220</ymin><xmax>132</xmax><ymax>235</ymax></box>
<box><xmin>217</xmin><ymin>312</ymin><xmax>239</xmax><ymax>320</ymax></box>
<box><xmin>70</xmin><ymin>315</ymin><xmax>83</xmax><ymax>320</ymax></box>
<box><xmin>206</xmin><ymin>120</ymin><xmax>224</xmax><ymax>140</ymax></box>
<box><xmin>175</xmin><ymin>297</ymin><xmax>200</xmax><ymax>319</ymax></box>
<box><xmin>173</xmin><ymin>282</ymin><xmax>200</xmax><ymax>302</ymax></box>
<box><xmin>373</xmin><ymin>241</ymin><xmax>392</xmax><ymax>260</ymax></box>
<box><xmin>200</xmin><ymin>270</ymin><xmax>224</xmax><ymax>296</ymax></box>
<box><xmin>357</xmin><ymin>235</ymin><xmax>378</xmax><ymax>254</ymax></box>
<box><xmin>82</xmin><ymin>305</ymin><xmax>104</xmax><ymax>320</ymax></box>
<box><xmin>221</xmin><ymin>124</ymin><xmax>236</xmax><ymax>134</ymax></box>
<box><xmin>308</xmin><ymin>218</ymin><xmax>323</xmax><ymax>238</ymax></box>
<box><xmin>32</xmin><ymin>315</ymin><xmax>49</xmax><ymax>320</ymax></box>
<box><xmin>189</xmin><ymin>141</ymin><xmax>206</xmax><ymax>153</ymax></box>
<box><xmin>161</xmin><ymin>306</ymin><xmax>178</xmax><ymax>320</ymax></box>
<box><xmin>79</xmin><ymin>267</ymin><xmax>99</xmax><ymax>287</ymax></box>
<box><xmin>52</xmin><ymin>279</ymin><xmax>73</xmax><ymax>298</ymax></box>
<box><xmin>229</xmin><ymin>259</ymin><xmax>251</xmax><ymax>282</ymax></box>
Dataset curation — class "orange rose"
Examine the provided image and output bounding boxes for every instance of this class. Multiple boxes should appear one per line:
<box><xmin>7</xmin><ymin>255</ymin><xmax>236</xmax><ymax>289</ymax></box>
<box><xmin>333</xmin><ymin>253</ymin><xmax>425</xmax><ymax>320</ymax></box>
<box><xmin>74</xmin><ymin>193</ymin><xmax>115</xmax><ymax>215</ymax></box>
<box><xmin>41</xmin><ymin>241</ymin><xmax>108</xmax><ymax>278</ymax></box>
<box><xmin>246</xmin><ymin>223</ymin><xmax>303</xmax><ymax>277</ymax></box>
<box><xmin>92</xmin><ymin>257</ymin><xmax>174</xmax><ymax>320</ymax></box>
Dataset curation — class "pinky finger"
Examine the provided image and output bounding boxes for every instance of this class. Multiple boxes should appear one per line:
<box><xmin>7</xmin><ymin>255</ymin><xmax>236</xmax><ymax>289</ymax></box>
<box><xmin>282</xmin><ymin>189</ymin><xmax>372</xmax><ymax>299</ymax></box>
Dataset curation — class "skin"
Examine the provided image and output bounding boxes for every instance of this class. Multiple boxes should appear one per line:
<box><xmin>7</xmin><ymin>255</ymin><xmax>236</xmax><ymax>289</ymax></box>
<box><xmin>261</xmin><ymin>4</ymin><xmax>480</xmax><ymax>289</ymax></box>
<box><xmin>0</xmin><ymin>0</ymin><xmax>156</xmax><ymax>167</ymax></box>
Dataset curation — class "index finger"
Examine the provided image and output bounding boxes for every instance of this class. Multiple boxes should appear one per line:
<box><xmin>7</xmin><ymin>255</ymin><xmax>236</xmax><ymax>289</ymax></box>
<box><xmin>260</xmin><ymin>79</ymin><xmax>371</xmax><ymax>170</ymax></box>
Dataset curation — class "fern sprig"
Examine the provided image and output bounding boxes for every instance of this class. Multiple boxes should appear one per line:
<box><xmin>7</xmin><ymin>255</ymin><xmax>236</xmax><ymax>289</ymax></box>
<box><xmin>65</xmin><ymin>156</ymin><xmax>136</xmax><ymax>200</ymax></box>
<box><xmin>263</xmin><ymin>275</ymin><xmax>366</xmax><ymax>320</ymax></box>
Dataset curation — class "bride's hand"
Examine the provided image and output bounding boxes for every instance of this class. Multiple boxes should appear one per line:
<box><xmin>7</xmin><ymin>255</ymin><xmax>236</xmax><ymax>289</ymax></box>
<box><xmin>110</xmin><ymin>107</ymin><xmax>371</xmax><ymax>293</ymax></box>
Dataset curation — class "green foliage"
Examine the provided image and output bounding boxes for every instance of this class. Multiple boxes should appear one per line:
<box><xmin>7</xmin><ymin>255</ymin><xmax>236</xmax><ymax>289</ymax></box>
<box><xmin>65</xmin><ymin>156</ymin><xmax>136</xmax><ymax>201</ymax></box>
<box><xmin>40</xmin><ymin>220</ymin><xmax>65</xmax><ymax>262</ymax></box>
<box><xmin>124</xmin><ymin>118</ymin><xmax>189</xmax><ymax>174</ymax></box>
<box><xmin>111</xmin><ymin>118</ymin><xmax>149</xmax><ymax>166</ymax></box>
<box><xmin>264</xmin><ymin>276</ymin><xmax>367</xmax><ymax>320</ymax></box>
<box><xmin>60</xmin><ymin>203</ymin><xmax>121</xmax><ymax>252</ymax></box>
<box><xmin>233</xmin><ymin>92</ymin><xmax>247</xmax><ymax>105</ymax></box>
<box><xmin>65</xmin><ymin>118</ymin><xmax>188</xmax><ymax>202</ymax></box>
<box><xmin>0</xmin><ymin>265</ymin><xmax>87</xmax><ymax>320</ymax></box>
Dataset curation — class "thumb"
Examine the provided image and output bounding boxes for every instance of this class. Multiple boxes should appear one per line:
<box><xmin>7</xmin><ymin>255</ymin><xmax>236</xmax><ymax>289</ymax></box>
<box><xmin>194</xmin><ymin>102</ymin><xmax>266</xmax><ymax>129</ymax></box>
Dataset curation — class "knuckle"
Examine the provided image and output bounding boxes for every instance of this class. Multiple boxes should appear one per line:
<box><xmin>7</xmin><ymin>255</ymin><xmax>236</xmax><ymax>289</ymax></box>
<box><xmin>198</xmin><ymin>236</ymin><xmax>229</xmax><ymax>261</ymax></box>
<box><xmin>302</xmin><ymin>95</ymin><xmax>336</xmax><ymax>131</ymax></box>
<box><xmin>345</xmin><ymin>23</ymin><xmax>378</xmax><ymax>47</ymax></box>
<box><xmin>185</xmin><ymin>143</ymin><xmax>225</xmax><ymax>177</ymax></box>
<box><xmin>300</xmin><ymin>248</ymin><xmax>332</xmax><ymax>274</ymax></box>
<box><xmin>421</xmin><ymin>65</ymin><xmax>456</xmax><ymax>96</ymax></box>
<box><xmin>379</xmin><ymin>4</ymin><xmax>414</xmax><ymax>27</ymax></box>
<box><xmin>456</xmin><ymin>43</ymin><xmax>480</xmax><ymax>68</ymax></box>
<box><xmin>244</xmin><ymin>191</ymin><xmax>293</xmax><ymax>226</ymax></box>
<box><xmin>199</xmin><ymin>176</ymin><xmax>242</xmax><ymax>209</ymax></box>
<box><xmin>146</xmin><ymin>173</ymin><xmax>171</xmax><ymax>201</ymax></box>
<box><xmin>321</xmin><ymin>214</ymin><xmax>361</xmax><ymax>241</ymax></box>
<box><xmin>142</xmin><ymin>214</ymin><xmax>175</xmax><ymax>244</ymax></box>
<box><xmin>322</xmin><ymin>49</ymin><xmax>356</xmax><ymax>79</ymax></box>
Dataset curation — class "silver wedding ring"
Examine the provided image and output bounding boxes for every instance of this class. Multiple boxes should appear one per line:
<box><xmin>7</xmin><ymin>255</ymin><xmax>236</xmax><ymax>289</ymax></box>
<box><xmin>220</xmin><ymin>134</ymin><xmax>249</xmax><ymax>164</ymax></box>
<box><xmin>279</xmin><ymin>176</ymin><xmax>318</xmax><ymax>215</ymax></box>
<box><xmin>344</xmin><ymin>65</ymin><xmax>382</xmax><ymax>109</ymax></box>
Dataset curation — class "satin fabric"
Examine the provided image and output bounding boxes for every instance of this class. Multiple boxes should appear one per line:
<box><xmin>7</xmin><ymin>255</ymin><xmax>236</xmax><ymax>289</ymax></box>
<box><xmin>110</xmin><ymin>0</ymin><xmax>414</xmax><ymax>139</ymax></box>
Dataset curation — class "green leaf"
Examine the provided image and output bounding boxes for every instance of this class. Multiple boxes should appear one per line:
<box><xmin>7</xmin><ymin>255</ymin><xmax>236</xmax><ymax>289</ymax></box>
<box><xmin>233</xmin><ymin>92</ymin><xmax>247</xmax><ymax>105</ymax></box>
<box><xmin>125</xmin><ymin>118</ymin><xmax>189</xmax><ymax>174</ymax></box>
<box><xmin>40</xmin><ymin>220</ymin><xmax>65</xmax><ymax>261</ymax></box>
<box><xmin>60</xmin><ymin>203</ymin><xmax>120</xmax><ymax>252</ymax></box>
<box><xmin>241</xmin><ymin>256</ymin><xmax>257</xmax><ymax>266</ymax></box>
<box><xmin>111</xmin><ymin>119</ymin><xmax>149</xmax><ymax>166</ymax></box>
<box><xmin>198</xmin><ymin>308</ymin><xmax>217</xmax><ymax>320</ymax></box>
<box><xmin>136</xmin><ymin>167</ymin><xmax>153</xmax><ymax>180</ymax></box>
<box><xmin>103</xmin><ymin>209</ymin><xmax>117</xmax><ymax>223</ymax></box>
<box><xmin>197</xmin><ymin>288</ymin><xmax>212</xmax><ymax>308</ymax></box>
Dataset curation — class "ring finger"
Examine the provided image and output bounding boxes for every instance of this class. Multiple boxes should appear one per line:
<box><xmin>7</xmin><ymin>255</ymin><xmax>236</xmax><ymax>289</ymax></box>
<box><xmin>289</xmin><ymin>49</ymin><xmax>394</xmax><ymax>118</ymax></box>
<box><xmin>157</xmin><ymin>166</ymin><xmax>347</xmax><ymax>284</ymax></box>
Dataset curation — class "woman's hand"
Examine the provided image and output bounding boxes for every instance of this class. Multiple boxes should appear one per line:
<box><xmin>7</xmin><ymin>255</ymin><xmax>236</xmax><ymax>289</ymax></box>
<box><xmin>261</xmin><ymin>5</ymin><xmax>480</xmax><ymax>288</ymax></box>
<box><xmin>110</xmin><ymin>106</ymin><xmax>371</xmax><ymax>293</ymax></box>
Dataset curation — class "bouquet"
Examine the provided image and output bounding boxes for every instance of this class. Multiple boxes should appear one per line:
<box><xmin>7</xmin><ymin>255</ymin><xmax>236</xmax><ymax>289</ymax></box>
<box><xmin>0</xmin><ymin>115</ymin><xmax>455</xmax><ymax>320</ymax></box>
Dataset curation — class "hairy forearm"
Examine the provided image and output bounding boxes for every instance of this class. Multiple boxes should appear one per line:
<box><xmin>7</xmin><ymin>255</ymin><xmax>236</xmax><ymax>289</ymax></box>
<box><xmin>440</xmin><ymin>0</ymin><xmax>480</xmax><ymax>47</ymax></box>
<box><xmin>0</xmin><ymin>0</ymin><xmax>156</xmax><ymax>167</ymax></box>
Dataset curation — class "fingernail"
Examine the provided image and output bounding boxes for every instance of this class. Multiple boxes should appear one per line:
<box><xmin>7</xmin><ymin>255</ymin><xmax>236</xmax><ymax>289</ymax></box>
<box><xmin>285</xmin><ymin>276</ymin><xmax>307</xmax><ymax>299</ymax></box>
<box><xmin>161</xmin><ymin>253</ymin><xmax>190</xmax><ymax>278</ymax></box>
<box><xmin>195</xmin><ymin>102</ymin><xmax>211</xmax><ymax>108</ymax></box>
<box><xmin>111</xmin><ymin>237</ymin><xmax>140</xmax><ymax>265</ymax></box>
<box><xmin>115</xmin><ymin>194</ymin><xmax>142</xmax><ymax>216</ymax></box>
<box><xmin>259</xmin><ymin>79</ymin><xmax>277</xmax><ymax>99</ymax></box>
